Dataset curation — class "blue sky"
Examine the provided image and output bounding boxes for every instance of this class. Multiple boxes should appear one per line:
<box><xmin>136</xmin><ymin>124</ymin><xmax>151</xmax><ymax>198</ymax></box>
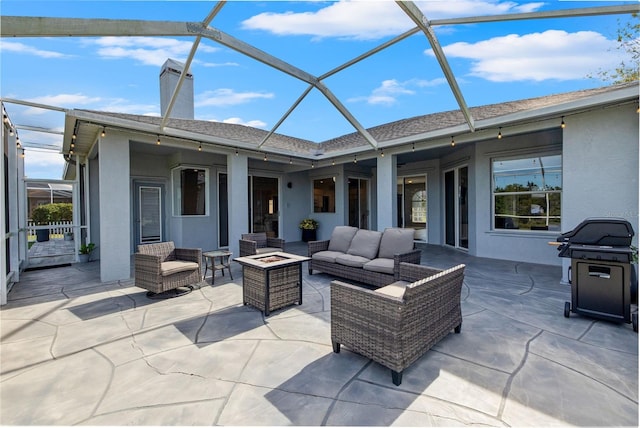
<box><xmin>1</xmin><ymin>0</ymin><xmax>637</xmax><ymax>178</ymax></box>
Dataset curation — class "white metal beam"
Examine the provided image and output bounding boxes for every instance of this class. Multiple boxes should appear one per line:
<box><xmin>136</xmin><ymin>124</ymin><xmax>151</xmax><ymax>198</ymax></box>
<box><xmin>396</xmin><ymin>1</ymin><xmax>475</xmax><ymax>132</ymax></box>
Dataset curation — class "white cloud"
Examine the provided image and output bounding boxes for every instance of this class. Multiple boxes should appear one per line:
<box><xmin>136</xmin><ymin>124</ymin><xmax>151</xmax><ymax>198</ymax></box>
<box><xmin>0</xmin><ymin>41</ymin><xmax>68</xmax><ymax>58</ymax></box>
<box><xmin>195</xmin><ymin>89</ymin><xmax>274</xmax><ymax>107</ymax></box>
<box><xmin>428</xmin><ymin>30</ymin><xmax>623</xmax><ymax>82</ymax></box>
<box><xmin>349</xmin><ymin>77</ymin><xmax>446</xmax><ymax>105</ymax></box>
<box><xmin>220</xmin><ymin>117</ymin><xmax>267</xmax><ymax>128</ymax></box>
<box><xmin>241</xmin><ymin>0</ymin><xmax>545</xmax><ymax>40</ymax></box>
<box><xmin>91</xmin><ymin>37</ymin><xmax>218</xmax><ymax>66</ymax></box>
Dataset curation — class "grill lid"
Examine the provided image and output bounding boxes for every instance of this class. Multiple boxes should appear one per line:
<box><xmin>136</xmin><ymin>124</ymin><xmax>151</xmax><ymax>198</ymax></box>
<box><xmin>557</xmin><ymin>217</ymin><xmax>634</xmax><ymax>246</ymax></box>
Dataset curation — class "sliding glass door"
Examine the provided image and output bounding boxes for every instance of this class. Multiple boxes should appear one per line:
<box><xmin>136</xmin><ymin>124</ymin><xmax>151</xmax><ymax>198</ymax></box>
<box><xmin>396</xmin><ymin>175</ymin><xmax>427</xmax><ymax>241</ymax></box>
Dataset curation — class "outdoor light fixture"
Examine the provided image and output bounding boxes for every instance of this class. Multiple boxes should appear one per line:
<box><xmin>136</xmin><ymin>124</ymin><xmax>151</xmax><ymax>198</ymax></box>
<box><xmin>451</xmin><ymin>136</ymin><xmax>455</xmax><ymax>147</ymax></box>
<box><xmin>156</xmin><ymin>135</ymin><xmax>161</xmax><ymax>145</ymax></box>
<box><xmin>311</xmin><ymin>161</ymin><xmax>315</xmax><ymax>168</ymax></box>
<box><xmin>289</xmin><ymin>157</ymin><xmax>293</xmax><ymax>164</ymax></box>
<box><xmin>9</xmin><ymin>127</ymin><xmax>14</xmax><ymax>136</ymax></box>
<box><xmin>198</xmin><ymin>143</ymin><xmax>202</xmax><ymax>151</ymax></box>
<box><xmin>263</xmin><ymin>153</ymin><xmax>267</xmax><ymax>161</ymax></box>
<box><xmin>235</xmin><ymin>148</ymin><xmax>239</xmax><ymax>156</ymax></box>
<box><xmin>354</xmin><ymin>155</ymin><xmax>357</xmax><ymax>164</ymax></box>
<box><xmin>561</xmin><ymin>117</ymin><xmax>566</xmax><ymax>128</ymax></box>
<box><xmin>3</xmin><ymin>114</ymin><xmax>8</xmax><ymax>124</ymax></box>
<box><xmin>332</xmin><ymin>159</ymin><xmax>335</xmax><ymax>166</ymax></box>
<box><xmin>70</xmin><ymin>142</ymin><xmax>74</xmax><ymax>149</ymax></box>
<box><xmin>72</xmin><ymin>132</ymin><xmax>77</xmax><ymax>140</ymax></box>
<box><xmin>498</xmin><ymin>127</ymin><xmax>502</xmax><ymax>139</ymax></box>
<box><xmin>380</xmin><ymin>150</ymin><xmax>384</xmax><ymax>157</ymax></box>
<box><xmin>412</xmin><ymin>143</ymin><xmax>415</xmax><ymax>152</ymax></box>
<box><xmin>101</xmin><ymin>127</ymin><xmax>106</xmax><ymax>137</ymax></box>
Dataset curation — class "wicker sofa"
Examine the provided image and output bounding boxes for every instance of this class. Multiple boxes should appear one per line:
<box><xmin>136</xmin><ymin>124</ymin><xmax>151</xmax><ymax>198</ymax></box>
<box><xmin>308</xmin><ymin>226</ymin><xmax>421</xmax><ymax>287</ymax></box>
<box><xmin>331</xmin><ymin>262</ymin><xmax>466</xmax><ymax>385</ymax></box>
<box><xmin>134</xmin><ymin>241</ymin><xmax>202</xmax><ymax>298</ymax></box>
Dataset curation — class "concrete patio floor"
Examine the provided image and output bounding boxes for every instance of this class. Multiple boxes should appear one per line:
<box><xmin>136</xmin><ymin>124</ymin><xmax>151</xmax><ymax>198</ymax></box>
<box><xmin>1</xmin><ymin>243</ymin><xmax>638</xmax><ymax>426</ymax></box>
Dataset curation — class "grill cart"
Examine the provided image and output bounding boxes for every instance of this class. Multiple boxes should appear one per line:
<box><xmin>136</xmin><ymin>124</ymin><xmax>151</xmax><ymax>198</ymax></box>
<box><xmin>556</xmin><ymin>218</ymin><xmax>637</xmax><ymax>332</ymax></box>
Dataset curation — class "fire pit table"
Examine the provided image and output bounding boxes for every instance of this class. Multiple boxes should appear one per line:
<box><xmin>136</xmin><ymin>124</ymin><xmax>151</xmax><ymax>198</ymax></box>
<box><xmin>234</xmin><ymin>252</ymin><xmax>310</xmax><ymax>315</ymax></box>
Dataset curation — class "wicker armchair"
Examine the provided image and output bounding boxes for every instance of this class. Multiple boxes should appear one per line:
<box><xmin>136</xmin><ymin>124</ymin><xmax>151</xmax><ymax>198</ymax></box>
<box><xmin>134</xmin><ymin>241</ymin><xmax>202</xmax><ymax>298</ymax></box>
<box><xmin>239</xmin><ymin>232</ymin><xmax>285</xmax><ymax>256</ymax></box>
<box><xmin>331</xmin><ymin>262</ymin><xmax>466</xmax><ymax>385</ymax></box>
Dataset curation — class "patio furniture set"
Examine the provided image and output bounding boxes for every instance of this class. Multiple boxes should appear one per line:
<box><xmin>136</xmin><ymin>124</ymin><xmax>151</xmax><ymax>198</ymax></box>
<box><xmin>132</xmin><ymin>228</ymin><xmax>468</xmax><ymax>385</ymax></box>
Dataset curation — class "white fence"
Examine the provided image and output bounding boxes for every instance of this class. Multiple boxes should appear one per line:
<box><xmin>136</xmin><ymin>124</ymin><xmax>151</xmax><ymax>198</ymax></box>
<box><xmin>27</xmin><ymin>220</ymin><xmax>74</xmax><ymax>235</ymax></box>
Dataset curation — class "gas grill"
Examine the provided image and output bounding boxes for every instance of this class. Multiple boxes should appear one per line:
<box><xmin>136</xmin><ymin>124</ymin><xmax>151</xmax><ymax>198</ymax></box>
<box><xmin>556</xmin><ymin>218</ymin><xmax>637</xmax><ymax>332</ymax></box>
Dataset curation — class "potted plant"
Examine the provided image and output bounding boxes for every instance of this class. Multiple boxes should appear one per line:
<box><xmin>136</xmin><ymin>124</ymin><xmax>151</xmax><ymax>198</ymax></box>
<box><xmin>31</xmin><ymin>205</ymin><xmax>51</xmax><ymax>242</ymax></box>
<box><xmin>78</xmin><ymin>243</ymin><xmax>96</xmax><ymax>263</ymax></box>
<box><xmin>299</xmin><ymin>218</ymin><xmax>319</xmax><ymax>242</ymax></box>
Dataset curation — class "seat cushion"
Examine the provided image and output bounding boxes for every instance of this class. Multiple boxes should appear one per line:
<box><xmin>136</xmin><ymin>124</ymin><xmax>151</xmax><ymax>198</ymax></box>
<box><xmin>312</xmin><ymin>250</ymin><xmax>345</xmax><ymax>263</ymax></box>
<box><xmin>160</xmin><ymin>261</ymin><xmax>199</xmax><ymax>277</ymax></box>
<box><xmin>374</xmin><ymin>280</ymin><xmax>410</xmax><ymax>298</ymax></box>
<box><xmin>378</xmin><ymin>228</ymin><xmax>415</xmax><ymax>259</ymax></box>
<box><xmin>363</xmin><ymin>258</ymin><xmax>394</xmax><ymax>274</ymax></box>
<box><xmin>347</xmin><ymin>229</ymin><xmax>383</xmax><ymax>260</ymax></box>
<box><xmin>256</xmin><ymin>247</ymin><xmax>282</xmax><ymax>254</ymax></box>
<box><xmin>328</xmin><ymin>226</ymin><xmax>359</xmax><ymax>253</ymax></box>
<box><xmin>335</xmin><ymin>254</ymin><xmax>370</xmax><ymax>268</ymax></box>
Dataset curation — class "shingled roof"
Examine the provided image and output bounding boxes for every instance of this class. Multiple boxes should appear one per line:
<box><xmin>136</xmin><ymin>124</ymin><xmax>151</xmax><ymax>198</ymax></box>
<box><xmin>75</xmin><ymin>82</ymin><xmax>638</xmax><ymax>158</ymax></box>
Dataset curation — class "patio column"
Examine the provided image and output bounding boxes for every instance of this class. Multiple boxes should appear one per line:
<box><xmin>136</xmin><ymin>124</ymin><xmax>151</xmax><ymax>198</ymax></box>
<box><xmin>98</xmin><ymin>131</ymin><xmax>131</xmax><ymax>282</ymax></box>
<box><xmin>228</xmin><ymin>153</ymin><xmax>248</xmax><ymax>258</ymax></box>
<box><xmin>377</xmin><ymin>153</ymin><xmax>397</xmax><ymax>230</ymax></box>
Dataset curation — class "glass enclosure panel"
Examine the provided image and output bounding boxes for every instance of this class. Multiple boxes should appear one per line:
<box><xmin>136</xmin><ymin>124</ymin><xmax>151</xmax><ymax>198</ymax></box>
<box><xmin>444</xmin><ymin>170</ymin><xmax>455</xmax><ymax>247</ymax></box>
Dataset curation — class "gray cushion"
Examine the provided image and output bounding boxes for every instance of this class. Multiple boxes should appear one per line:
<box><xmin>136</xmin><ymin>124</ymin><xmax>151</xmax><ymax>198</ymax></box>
<box><xmin>374</xmin><ymin>280</ymin><xmax>410</xmax><ymax>298</ymax></box>
<box><xmin>363</xmin><ymin>258</ymin><xmax>394</xmax><ymax>274</ymax></box>
<box><xmin>347</xmin><ymin>229</ymin><xmax>383</xmax><ymax>260</ymax></box>
<box><xmin>377</xmin><ymin>228</ymin><xmax>415</xmax><ymax>259</ymax></box>
<box><xmin>160</xmin><ymin>261</ymin><xmax>199</xmax><ymax>277</ymax></box>
<box><xmin>335</xmin><ymin>254</ymin><xmax>370</xmax><ymax>268</ymax></box>
<box><xmin>328</xmin><ymin>226</ymin><xmax>359</xmax><ymax>253</ymax></box>
<box><xmin>311</xmin><ymin>250</ymin><xmax>345</xmax><ymax>263</ymax></box>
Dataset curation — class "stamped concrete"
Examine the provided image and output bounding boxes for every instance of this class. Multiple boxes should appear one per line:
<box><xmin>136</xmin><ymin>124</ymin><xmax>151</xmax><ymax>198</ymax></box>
<box><xmin>1</xmin><ymin>243</ymin><xmax>637</xmax><ymax>426</ymax></box>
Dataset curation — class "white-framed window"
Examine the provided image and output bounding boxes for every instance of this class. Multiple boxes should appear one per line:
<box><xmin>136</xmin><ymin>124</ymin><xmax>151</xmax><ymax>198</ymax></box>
<box><xmin>171</xmin><ymin>166</ymin><xmax>209</xmax><ymax>216</ymax></box>
<box><xmin>492</xmin><ymin>153</ymin><xmax>561</xmax><ymax>231</ymax></box>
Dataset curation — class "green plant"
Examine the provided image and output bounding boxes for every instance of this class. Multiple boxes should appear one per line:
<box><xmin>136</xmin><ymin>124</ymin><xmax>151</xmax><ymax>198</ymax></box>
<box><xmin>79</xmin><ymin>243</ymin><xmax>96</xmax><ymax>255</ymax></box>
<box><xmin>631</xmin><ymin>245</ymin><xmax>638</xmax><ymax>264</ymax></box>
<box><xmin>299</xmin><ymin>218</ymin><xmax>319</xmax><ymax>230</ymax></box>
<box><xmin>31</xmin><ymin>205</ymin><xmax>51</xmax><ymax>225</ymax></box>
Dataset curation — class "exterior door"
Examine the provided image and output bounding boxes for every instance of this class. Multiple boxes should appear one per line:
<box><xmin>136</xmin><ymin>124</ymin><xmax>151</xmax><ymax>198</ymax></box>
<box><xmin>249</xmin><ymin>176</ymin><xmax>279</xmax><ymax>237</ymax></box>
<box><xmin>397</xmin><ymin>175</ymin><xmax>427</xmax><ymax>241</ymax></box>
<box><xmin>444</xmin><ymin>167</ymin><xmax>468</xmax><ymax>249</ymax></box>
<box><xmin>134</xmin><ymin>182</ymin><xmax>164</xmax><ymax>246</ymax></box>
<box><xmin>348</xmin><ymin>178</ymin><xmax>369</xmax><ymax>229</ymax></box>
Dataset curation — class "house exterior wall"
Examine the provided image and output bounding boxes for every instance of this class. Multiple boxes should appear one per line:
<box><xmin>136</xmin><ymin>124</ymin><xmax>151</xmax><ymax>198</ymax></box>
<box><xmin>98</xmin><ymin>132</ymin><xmax>131</xmax><ymax>282</ymax></box>
<box><xmin>561</xmin><ymin>103</ymin><xmax>639</xmax><ymax>280</ymax></box>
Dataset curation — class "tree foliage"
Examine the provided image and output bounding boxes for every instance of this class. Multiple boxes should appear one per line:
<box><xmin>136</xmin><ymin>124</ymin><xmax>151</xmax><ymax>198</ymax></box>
<box><xmin>590</xmin><ymin>13</ymin><xmax>639</xmax><ymax>83</ymax></box>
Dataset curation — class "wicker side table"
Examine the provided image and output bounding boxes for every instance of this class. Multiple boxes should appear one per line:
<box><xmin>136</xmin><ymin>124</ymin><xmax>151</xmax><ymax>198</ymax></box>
<box><xmin>234</xmin><ymin>252</ymin><xmax>310</xmax><ymax>315</ymax></box>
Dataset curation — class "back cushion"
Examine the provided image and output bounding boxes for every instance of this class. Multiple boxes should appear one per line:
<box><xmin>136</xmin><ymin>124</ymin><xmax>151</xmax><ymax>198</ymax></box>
<box><xmin>347</xmin><ymin>229</ymin><xmax>383</xmax><ymax>260</ymax></box>
<box><xmin>378</xmin><ymin>228</ymin><xmax>415</xmax><ymax>259</ymax></box>
<box><xmin>328</xmin><ymin>226</ymin><xmax>359</xmax><ymax>253</ymax></box>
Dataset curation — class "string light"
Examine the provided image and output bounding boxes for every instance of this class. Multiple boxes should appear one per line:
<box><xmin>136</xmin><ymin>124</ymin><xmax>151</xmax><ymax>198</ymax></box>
<box><xmin>70</xmin><ymin>142</ymin><xmax>75</xmax><ymax>149</ymax></box>
<box><xmin>198</xmin><ymin>143</ymin><xmax>202</xmax><ymax>151</ymax></box>
<box><xmin>412</xmin><ymin>143</ymin><xmax>415</xmax><ymax>152</ymax></box>
<box><xmin>450</xmin><ymin>136</ymin><xmax>455</xmax><ymax>147</ymax></box>
<box><xmin>9</xmin><ymin>127</ymin><xmax>14</xmax><ymax>136</ymax></box>
<box><xmin>311</xmin><ymin>161</ymin><xmax>315</xmax><ymax>168</ymax></box>
<box><xmin>156</xmin><ymin>135</ymin><xmax>161</xmax><ymax>145</ymax></box>
<box><xmin>289</xmin><ymin>157</ymin><xmax>292</xmax><ymax>165</ymax></box>
<box><xmin>332</xmin><ymin>159</ymin><xmax>335</xmax><ymax>166</ymax></box>
<box><xmin>380</xmin><ymin>150</ymin><xmax>384</xmax><ymax>157</ymax></box>
<box><xmin>235</xmin><ymin>148</ymin><xmax>239</xmax><ymax>156</ymax></box>
<box><xmin>560</xmin><ymin>116</ymin><xmax>566</xmax><ymax>129</ymax></box>
<box><xmin>497</xmin><ymin>127</ymin><xmax>502</xmax><ymax>139</ymax></box>
<box><xmin>263</xmin><ymin>153</ymin><xmax>267</xmax><ymax>161</ymax></box>
<box><xmin>3</xmin><ymin>114</ymin><xmax>9</xmax><ymax>124</ymax></box>
<box><xmin>72</xmin><ymin>132</ymin><xmax>77</xmax><ymax>140</ymax></box>
<box><xmin>101</xmin><ymin>127</ymin><xmax>106</xmax><ymax>137</ymax></box>
<box><xmin>353</xmin><ymin>155</ymin><xmax>357</xmax><ymax>164</ymax></box>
